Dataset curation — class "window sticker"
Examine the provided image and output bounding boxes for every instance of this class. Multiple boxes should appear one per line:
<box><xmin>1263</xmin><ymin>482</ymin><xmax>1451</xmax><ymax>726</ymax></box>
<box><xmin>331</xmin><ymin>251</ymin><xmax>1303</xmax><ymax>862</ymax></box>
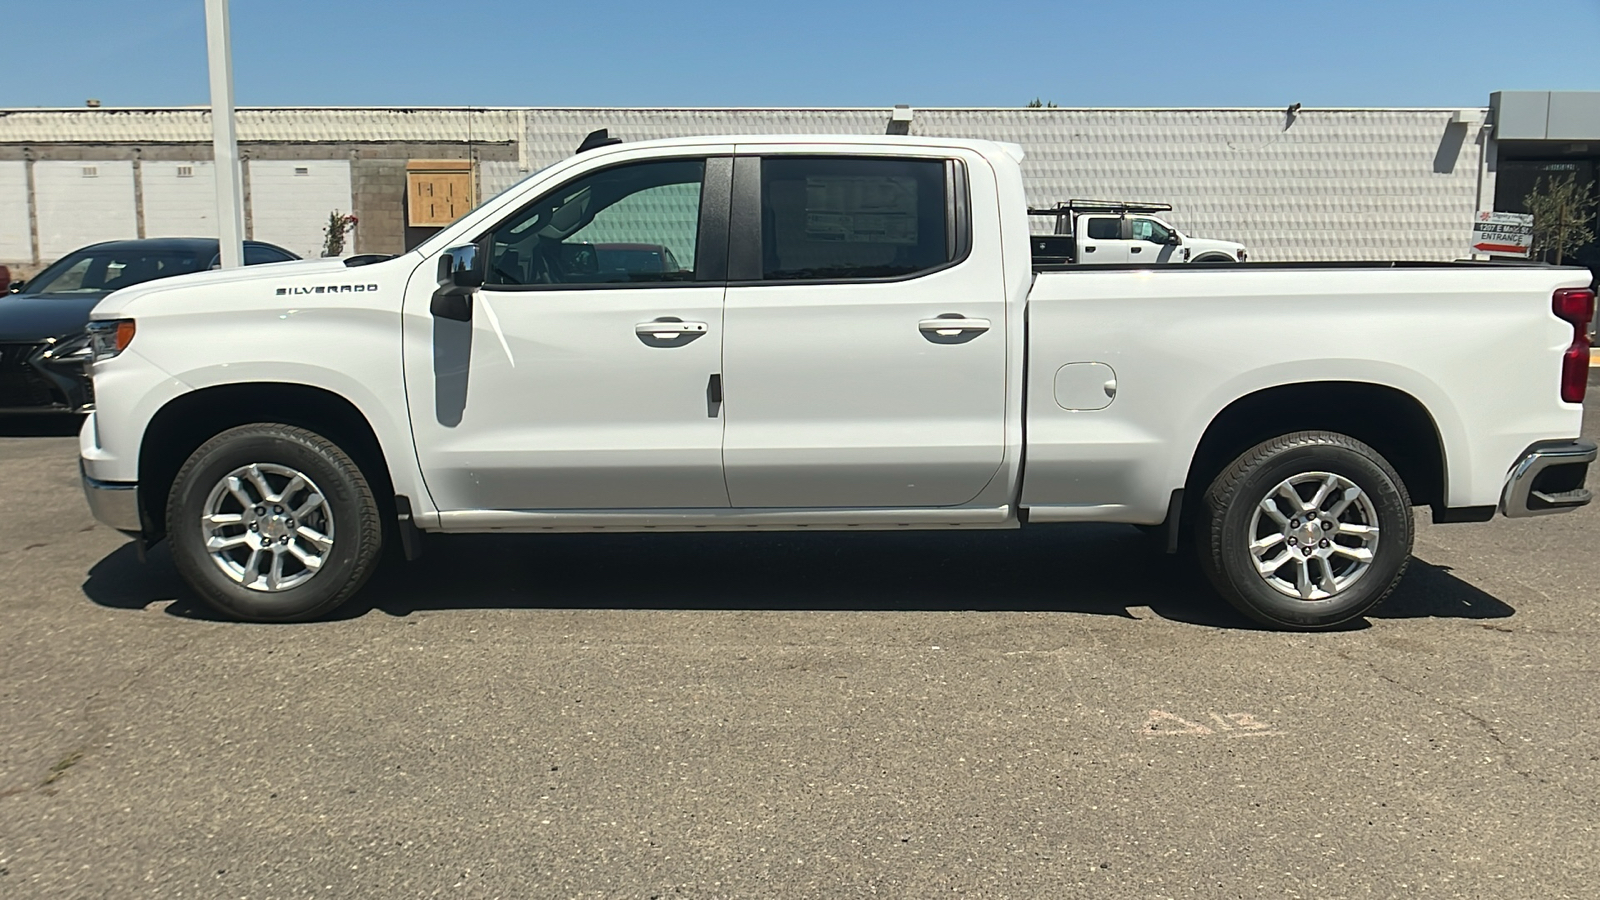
<box><xmin>803</xmin><ymin>176</ymin><xmax>919</xmax><ymax>245</ymax></box>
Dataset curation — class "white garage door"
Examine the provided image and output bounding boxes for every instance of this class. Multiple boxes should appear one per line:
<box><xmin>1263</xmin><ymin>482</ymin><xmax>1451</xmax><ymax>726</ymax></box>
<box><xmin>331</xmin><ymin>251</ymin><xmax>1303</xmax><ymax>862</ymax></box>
<box><xmin>142</xmin><ymin>161</ymin><xmax>218</xmax><ymax>239</ymax></box>
<box><xmin>33</xmin><ymin>160</ymin><xmax>138</xmax><ymax>259</ymax></box>
<box><xmin>248</xmin><ymin>160</ymin><xmax>353</xmax><ymax>259</ymax></box>
<box><xmin>0</xmin><ymin>161</ymin><xmax>30</xmax><ymax>262</ymax></box>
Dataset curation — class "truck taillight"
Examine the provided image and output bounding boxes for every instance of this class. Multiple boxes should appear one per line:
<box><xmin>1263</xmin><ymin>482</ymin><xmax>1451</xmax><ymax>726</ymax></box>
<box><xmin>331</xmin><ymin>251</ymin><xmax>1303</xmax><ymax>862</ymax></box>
<box><xmin>1553</xmin><ymin>288</ymin><xmax>1594</xmax><ymax>404</ymax></box>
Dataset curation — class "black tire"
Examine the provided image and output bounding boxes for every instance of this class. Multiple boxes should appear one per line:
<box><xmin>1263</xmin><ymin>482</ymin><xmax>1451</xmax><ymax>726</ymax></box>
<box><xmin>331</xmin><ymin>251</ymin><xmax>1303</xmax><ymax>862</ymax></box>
<box><xmin>1200</xmin><ymin>431</ymin><xmax>1412</xmax><ymax>630</ymax></box>
<box><xmin>166</xmin><ymin>423</ymin><xmax>383</xmax><ymax>622</ymax></box>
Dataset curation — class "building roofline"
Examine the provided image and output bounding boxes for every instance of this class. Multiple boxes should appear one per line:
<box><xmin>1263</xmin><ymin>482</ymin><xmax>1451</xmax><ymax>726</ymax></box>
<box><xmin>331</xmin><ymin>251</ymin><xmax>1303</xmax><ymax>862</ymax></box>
<box><xmin>0</xmin><ymin>105</ymin><xmax>1490</xmax><ymax>114</ymax></box>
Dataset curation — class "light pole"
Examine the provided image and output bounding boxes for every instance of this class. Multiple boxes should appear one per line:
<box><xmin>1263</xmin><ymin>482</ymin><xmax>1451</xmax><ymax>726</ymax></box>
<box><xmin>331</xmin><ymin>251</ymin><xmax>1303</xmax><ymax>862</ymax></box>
<box><xmin>204</xmin><ymin>0</ymin><xmax>244</xmax><ymax>268</ymax></box>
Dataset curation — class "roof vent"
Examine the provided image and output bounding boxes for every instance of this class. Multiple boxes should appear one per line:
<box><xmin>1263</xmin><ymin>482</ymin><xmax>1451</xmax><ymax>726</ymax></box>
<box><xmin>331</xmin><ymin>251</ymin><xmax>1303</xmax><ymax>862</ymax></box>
<box><xmin>176</xmin><ymin>165</ymin><xmax>194</xmax><ymax>178</ymax></box>
<box><xmin>294</xmin><ymin>166</ymin><xmax>310</xmax><ymax>176</ymax></box>
<box><xmin>81</xmin><ymin>166</ymin><xmax>98</xmax><ymax>178</ymax></box>
<box><xmin>576</xmin><ymin>128</ymin><xmax>623</xmax><ymax>154</ymax></box>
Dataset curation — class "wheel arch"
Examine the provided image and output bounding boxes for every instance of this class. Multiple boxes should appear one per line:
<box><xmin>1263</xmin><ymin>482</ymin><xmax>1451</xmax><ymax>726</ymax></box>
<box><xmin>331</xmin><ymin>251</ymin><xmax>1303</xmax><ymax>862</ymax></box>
<box><xmin>138</xmin><ymin>382</ymin><xmax>397</xmax><ymax>542</ymax></box>
<box><xmin>1184</xmin><ymin>380</ymin><xmax>1447</xmax><ymax>512</ymax></box>
<box><xmin>1189</xmin><ymin>252</ymin><xmax>1236</xmax><ymax>263</ymax></box>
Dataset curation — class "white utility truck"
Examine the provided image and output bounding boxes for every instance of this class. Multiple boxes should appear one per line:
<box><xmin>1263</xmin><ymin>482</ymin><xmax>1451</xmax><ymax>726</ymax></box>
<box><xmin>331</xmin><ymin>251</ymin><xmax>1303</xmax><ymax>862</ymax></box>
<box><xmin>1028</xmin><ymin>200</ymin><xmax>1247</xmax><ymax>265</ymax></box>
<box><xmin>79</xmin><ymin>132</ymin><xmax>1595</xmax><ymax>630</ymax></box>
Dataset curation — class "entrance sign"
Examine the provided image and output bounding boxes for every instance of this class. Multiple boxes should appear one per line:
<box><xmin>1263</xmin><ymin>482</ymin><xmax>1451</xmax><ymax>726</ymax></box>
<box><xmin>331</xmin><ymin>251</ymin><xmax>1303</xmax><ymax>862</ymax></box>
<box><xmin>1471</xmin><ymin>211</ymin><xmax>1534</xmax><ymax>258</ymax></box>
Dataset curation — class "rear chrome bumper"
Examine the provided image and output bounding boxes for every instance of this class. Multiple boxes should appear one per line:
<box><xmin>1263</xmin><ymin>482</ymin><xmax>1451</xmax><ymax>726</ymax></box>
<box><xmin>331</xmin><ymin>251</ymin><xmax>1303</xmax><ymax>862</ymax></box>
<box><xmin>81</xmin><ymin>461</ymin><xmax>141</xmax><ymax>534</ymax></box>
<box><xmin>1500</xmin><ymin>439</ymin><xmax>1597</xmax><ymax>518</ymax></box>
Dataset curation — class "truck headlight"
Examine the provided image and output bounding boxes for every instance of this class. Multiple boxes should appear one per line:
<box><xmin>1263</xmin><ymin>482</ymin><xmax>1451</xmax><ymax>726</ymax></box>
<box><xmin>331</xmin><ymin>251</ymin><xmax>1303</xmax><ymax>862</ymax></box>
<box><xmin>86</xmin><ymin>319</ymin><xmax>137</xmax><ymax>362</ymax></box>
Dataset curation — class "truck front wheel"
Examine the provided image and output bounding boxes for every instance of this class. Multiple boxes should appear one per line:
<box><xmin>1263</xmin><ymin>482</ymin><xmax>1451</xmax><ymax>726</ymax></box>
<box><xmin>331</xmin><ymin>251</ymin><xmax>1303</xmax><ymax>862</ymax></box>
<box><xmin>1200</xmin><ymin>431</ymin><xmax>1413</xmax><ymax>630</ymax></box>
<box><xmin>166</xmin><ymin>423</ymin><xmax>383</xmax><ymax>622</ymax></box>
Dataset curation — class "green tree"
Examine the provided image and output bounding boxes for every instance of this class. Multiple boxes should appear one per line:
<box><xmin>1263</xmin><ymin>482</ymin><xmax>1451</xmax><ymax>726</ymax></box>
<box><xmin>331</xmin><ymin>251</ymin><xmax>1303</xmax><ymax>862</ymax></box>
<box><xmin>1525</xmin><ymin>172</ymin><xmax>1598</xmax><ymax>266</ymax></box>
<box><xmin>1025</xmin><ymin>98</ymin><xmax>1059</xmax><ymax>109</ymax></box>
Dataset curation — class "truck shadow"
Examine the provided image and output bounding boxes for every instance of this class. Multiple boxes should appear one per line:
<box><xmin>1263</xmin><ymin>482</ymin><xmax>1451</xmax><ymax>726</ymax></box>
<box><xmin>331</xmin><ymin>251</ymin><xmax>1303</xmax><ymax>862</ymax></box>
<box><xmin>82</xmin><ymin>525</ymin><xmax>1513</xmax><ymax>630</ymax></box>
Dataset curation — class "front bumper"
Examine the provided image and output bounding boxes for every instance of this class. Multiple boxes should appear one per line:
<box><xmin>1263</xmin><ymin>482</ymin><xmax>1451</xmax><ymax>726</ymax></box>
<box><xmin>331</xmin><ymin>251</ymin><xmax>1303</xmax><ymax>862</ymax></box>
<box><xmin>81</xmin><ymin>461</ymin><xmax>141</xmax><ymax>534</ymax></box>
<box><xmin>1500</xmin><ymin>439</ymin><xmax>1597</xmax><ymax>518</ymax></box>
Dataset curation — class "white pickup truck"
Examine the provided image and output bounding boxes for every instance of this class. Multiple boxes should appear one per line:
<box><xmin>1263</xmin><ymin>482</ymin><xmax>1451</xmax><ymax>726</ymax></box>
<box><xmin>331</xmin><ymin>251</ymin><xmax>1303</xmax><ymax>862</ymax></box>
<box><xmin>79</xmin><ymin>133</ymin><xmax>1596</xmax><ymax>631</ymax></box>
<box><xmin>1028</xmin><ymin>200</ymin><xmax>1247</xmax><ymax>265</ymax></box>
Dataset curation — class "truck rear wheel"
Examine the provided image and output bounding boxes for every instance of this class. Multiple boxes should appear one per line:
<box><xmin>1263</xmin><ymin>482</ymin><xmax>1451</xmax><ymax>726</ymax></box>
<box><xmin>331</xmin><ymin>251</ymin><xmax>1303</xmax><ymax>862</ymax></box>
<box><xmin>1200</xmin><ymin>431</ymin><xmax>1412</xmax><ymax>630</ymax></box>
<box><xmin>166</xmin><ymin>423</ymin><xmax>383</xmax><ymax>622</ymax></box>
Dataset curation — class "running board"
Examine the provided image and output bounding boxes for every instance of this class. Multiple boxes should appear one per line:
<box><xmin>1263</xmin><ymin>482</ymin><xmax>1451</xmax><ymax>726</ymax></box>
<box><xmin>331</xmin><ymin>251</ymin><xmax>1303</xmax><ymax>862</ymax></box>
<box><xmin>432</xmin><ymin>505</ymin><xmax>1017</xmax><ymax>534</ymax></box>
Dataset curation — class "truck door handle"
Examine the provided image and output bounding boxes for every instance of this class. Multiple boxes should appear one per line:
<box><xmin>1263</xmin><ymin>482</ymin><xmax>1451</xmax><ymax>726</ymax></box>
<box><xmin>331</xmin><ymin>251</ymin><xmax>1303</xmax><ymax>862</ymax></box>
<box><xmin>635</xmin><ymin>320</ymin><xmax>707</xmax><ymax>339</ymax></box>
<box><xmin>1130</xmin><ymin>246</ymin><xmax>1143</xmax><ymax>254</ymax></box>
<box><xmin>1084</xmin><ymin>245</ymin><xmax>1097</xmax><ymax>252</ymax></box>
<box><xmin>919</xmin><ymin>316</ymin><xmax>991</xmax><ymax>336</ymax></box>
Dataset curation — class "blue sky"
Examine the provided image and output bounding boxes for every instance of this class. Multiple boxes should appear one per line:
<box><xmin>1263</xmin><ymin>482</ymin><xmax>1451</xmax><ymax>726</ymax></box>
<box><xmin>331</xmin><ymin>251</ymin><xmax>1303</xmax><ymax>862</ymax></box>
<box><xmin>5</xmin><ymin>0</ymin><xmax>1598</xmax><ymax>109</ymax></box>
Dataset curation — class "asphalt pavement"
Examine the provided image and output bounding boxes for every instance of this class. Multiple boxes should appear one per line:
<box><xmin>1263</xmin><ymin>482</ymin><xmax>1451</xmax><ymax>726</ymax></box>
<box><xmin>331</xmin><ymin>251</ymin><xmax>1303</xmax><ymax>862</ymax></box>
<box><xmin>2</xmin><ymin>401</ymin><xmax>1598</xmax><ymax>899</ymax></box>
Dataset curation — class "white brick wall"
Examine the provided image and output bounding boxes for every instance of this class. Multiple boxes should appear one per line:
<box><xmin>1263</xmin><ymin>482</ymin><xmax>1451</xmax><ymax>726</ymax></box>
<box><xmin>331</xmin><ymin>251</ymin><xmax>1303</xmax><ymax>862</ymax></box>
<box><xmin>247</xmin><ymin>160</ymin><xmax>354</xmax><ymax>258</ymax></box>
<box><xmin>33</xmin><ymin>160</ymin><xmax>138</xmax><ymax>258</ymax></box>
<box><xmin>141</xmin><ymin>160</ymin><xmax>218</xmax><ymax>238</ymax></box>
<box><xmin>0</xmin><ymin>161</ymin><xmax>30</xmax><ymax>263</ymax></box>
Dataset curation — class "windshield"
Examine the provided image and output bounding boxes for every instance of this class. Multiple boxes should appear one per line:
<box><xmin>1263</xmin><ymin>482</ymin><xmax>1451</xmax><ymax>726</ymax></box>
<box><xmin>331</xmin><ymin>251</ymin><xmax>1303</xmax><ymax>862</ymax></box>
<box><xmin>25</xmin><ymin>247</ymin><xmax>210</xmax><ymax>296</ymax></box>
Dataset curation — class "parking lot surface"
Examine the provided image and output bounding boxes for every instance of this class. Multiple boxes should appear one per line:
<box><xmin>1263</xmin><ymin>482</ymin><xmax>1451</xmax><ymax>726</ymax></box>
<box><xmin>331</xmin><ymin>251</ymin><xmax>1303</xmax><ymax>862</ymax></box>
<box><xmin>2</xmin><ymin>405</ymin><xmax>1598</xmax><ymax>899</ymax></box>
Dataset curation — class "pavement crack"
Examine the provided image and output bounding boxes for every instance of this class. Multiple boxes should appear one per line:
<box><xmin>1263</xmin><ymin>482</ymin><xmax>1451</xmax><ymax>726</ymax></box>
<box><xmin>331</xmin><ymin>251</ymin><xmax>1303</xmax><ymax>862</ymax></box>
<box><xmin>1326</xmin><ymin>646</ymin><xmax>1583</xmax><ymax>803</ymax></box>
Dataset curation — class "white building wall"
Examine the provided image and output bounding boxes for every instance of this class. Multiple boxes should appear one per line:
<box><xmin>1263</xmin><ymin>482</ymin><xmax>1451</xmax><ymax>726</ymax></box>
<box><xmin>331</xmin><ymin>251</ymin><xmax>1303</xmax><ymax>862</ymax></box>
<box><xmin>919</xmin><ymin>109</ymin><xmax>1487</xmax><ymax>262</ymax></box>
<box><xmin>511</xmin><ymin>107</ymin><xmax>1487</xmax><ymax>263</ymax></box>
<box><xmin>247</xmin><ymin>160</ymin><xmax>354</xmax><ymax>258</ymax></box>
<box><xmin>477</xmin><ymin>160</ymin><xmax>527</xmax><ymax>203</ymax></box>
<box><xmin>0</xmin><ymin>161</ymin><xmax>31</xmax><ymax>263</ymax></box>
<box><xmin>0</xmin><ymin>106</ymin><xmax>1498</xmax><ymax>263</ymax></box>
<box><xmin>141</xmin><ymin>160</ymin><xmax>218</xmax><ymax>238</ymax></box>
<box><xmin>32</xmin><ymin>160</ymin><xmax>138</xmax><ymax>259</ymax></box>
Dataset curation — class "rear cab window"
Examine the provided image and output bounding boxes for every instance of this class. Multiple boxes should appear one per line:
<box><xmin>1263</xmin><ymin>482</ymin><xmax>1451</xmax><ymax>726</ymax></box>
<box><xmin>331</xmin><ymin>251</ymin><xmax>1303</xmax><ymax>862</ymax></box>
<box><xmin>753</xmin><ymin>155</ymin><xmax>966</xmax><ymax>282</ymax></box>
<box><xmin>1084</xmin><ymin>217</ymin><xmax>1122</xmax><ymax>241</ymax></box>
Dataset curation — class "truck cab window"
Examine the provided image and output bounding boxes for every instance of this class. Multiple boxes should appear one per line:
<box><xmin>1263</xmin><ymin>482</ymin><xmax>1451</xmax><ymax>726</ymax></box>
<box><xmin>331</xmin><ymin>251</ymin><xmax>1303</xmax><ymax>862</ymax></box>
<box><xmin>485</xmin><ymin>158</ymin><xmax>704</xmax><ymax>287</ymax></box>
<box><xmin>1131</xmin><ymin>218</ymin><xmax>1171</xmax><ymax>243</ymax></box>
<box><xmin>1085</xmin><ymin>217</ymin><xmax>1122</xmax><ymax>241</ymax></box>
<box><xmin>759</xmin><ymin>156</ymin><xmax>950</xmax><ymax>281</ymax></box>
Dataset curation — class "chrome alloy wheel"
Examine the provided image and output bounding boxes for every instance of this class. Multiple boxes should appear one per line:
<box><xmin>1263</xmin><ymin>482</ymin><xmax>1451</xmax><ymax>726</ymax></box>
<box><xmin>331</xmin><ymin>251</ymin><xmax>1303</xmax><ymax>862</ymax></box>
<box><xmin>1248</xmin><ymin>471</ymin><xmax>1380</xmax><ymax>601</ymax></box>
<box><xmin>201</xmin><ymin>463</ymin><xmax>335</xmax><ymax>592</ymax></box>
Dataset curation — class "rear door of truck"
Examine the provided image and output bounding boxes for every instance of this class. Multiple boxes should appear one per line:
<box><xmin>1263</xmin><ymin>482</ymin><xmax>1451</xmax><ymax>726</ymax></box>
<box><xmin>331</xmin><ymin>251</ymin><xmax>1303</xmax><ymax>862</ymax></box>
<box><xmin>718</xmin><ymin>147</ymin><xmax>1009</xmax><ymax>508</ymax></box>
<box><xmin>1077</xmin><ymin>215</ymin><xmax>1131</xmax><ymax>263</ymax></box>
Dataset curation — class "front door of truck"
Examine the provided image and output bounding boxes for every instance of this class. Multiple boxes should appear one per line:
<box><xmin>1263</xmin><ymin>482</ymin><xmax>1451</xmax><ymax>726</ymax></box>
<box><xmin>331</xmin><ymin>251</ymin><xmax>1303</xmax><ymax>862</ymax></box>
<box><xmin>1077</xmin><ymin>215</ymin><xmax>1130</xmax><ymax>263</ymax></box>
<box><xmin>719</xmin><ymin>151</ymin><xmax>1008</xmax><ymax>508</ymax></box>
<box><xmin>1129</xmin><ymin>217</ymin><xmax>1181</xmax><ymax>263</ymax></box>
<box><xmin>402</xmin><ymin>151</ymin><xmax>735</xmax><ymax>511</ymax></box>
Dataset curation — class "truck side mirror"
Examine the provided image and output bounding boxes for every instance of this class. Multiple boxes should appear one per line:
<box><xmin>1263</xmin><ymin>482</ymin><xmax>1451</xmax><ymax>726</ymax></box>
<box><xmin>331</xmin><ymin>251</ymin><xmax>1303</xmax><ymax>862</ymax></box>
<box><xmin>7</xmin><ymin>281</ymin><xmax>22</xmax><ymax>294</ymax></box>
<box><xmin>431</xmin><ymin>243</ymin><xmax>485</xmax><ymax>321</ymax></box>
<box><xmin>1166</xmin><ymin>232</ymin><xmax>1183</xmax><ymax>246</ymax></box>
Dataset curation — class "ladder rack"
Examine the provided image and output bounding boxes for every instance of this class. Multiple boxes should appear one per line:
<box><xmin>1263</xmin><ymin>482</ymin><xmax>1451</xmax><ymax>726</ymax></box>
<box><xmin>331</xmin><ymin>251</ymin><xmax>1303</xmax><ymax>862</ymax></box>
<box><xmin>1026</xmin><ymin>200</ymin><xmax>1174</xmax><ymax>235</ymax></box>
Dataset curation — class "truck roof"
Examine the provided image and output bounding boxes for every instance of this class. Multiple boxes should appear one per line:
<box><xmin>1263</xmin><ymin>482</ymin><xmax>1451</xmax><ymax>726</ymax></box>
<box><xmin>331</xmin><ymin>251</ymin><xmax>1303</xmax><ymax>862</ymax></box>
<box><xmin>571</xmin><ymin>133</ymin><xmax>1026</xmax><ymax>163</ymax></box>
